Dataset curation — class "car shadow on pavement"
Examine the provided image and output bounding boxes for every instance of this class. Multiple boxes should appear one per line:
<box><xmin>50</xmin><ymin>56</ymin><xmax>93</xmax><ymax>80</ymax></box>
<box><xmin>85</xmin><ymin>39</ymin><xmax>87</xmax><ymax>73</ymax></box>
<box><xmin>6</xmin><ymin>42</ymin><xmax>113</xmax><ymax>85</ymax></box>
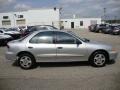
<box><xmin>107</xmin><ymin>60</ymin><xmax>116</xmax><ymax>65</ymax></box>
<box><xmin>37</xmin><ymin>61</ymin><xmax>90</xmax><ymax>68</ymax></box>
<box><xmin>12</xmin><ymin>61</ymin><xmax>90</xmax><ymax>69</ymax></box>
<box><xmin>12</xmin><ymin>60</ymin><xmax>116</xmax><ymax>69</ymax></box>
<box><xmin>12</xmin><ymin>60</ymin><xmax>19</xmax><ymax>66</ymax></box>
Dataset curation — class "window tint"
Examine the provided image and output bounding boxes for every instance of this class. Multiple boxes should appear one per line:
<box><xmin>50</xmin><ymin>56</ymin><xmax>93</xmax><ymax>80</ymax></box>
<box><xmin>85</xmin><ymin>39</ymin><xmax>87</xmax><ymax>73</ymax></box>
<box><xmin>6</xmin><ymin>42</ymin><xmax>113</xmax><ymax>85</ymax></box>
<box><xmin>55</xmin><ymin>32</ymin><xmax>76</xmax><ymax>44</ymax></box>
<box><xmin>29</xmin><ymin>31</ymin><xmax>54</xmax><ymax>44</ymax></box>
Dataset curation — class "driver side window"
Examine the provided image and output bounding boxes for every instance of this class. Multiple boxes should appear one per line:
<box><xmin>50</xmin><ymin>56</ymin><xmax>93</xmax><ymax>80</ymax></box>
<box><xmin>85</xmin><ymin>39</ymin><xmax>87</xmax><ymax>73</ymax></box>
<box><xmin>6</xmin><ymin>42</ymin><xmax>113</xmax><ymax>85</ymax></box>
<box><xmin>55</xmin><ymin>32</ymin><xmax>77</xmax><ymax>44</ymax></box>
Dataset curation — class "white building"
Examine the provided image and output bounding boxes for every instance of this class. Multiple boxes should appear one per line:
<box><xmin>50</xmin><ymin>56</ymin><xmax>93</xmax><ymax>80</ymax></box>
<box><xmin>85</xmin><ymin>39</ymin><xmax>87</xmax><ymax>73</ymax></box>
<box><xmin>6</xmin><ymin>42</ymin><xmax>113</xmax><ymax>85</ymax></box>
<box><xmin>0</xmin><ymin>8</ymin><xmax>60</xmax><ymax>28</ymax></box>
<box><xmin>61</xmin><ymin>18</ymin><xmax>102</xmax><ymax>29</ymax></box>
<box><xmin>0</xmin><ymin>8</ymin><xmax>102</xmax><ymax>30</ymax></box>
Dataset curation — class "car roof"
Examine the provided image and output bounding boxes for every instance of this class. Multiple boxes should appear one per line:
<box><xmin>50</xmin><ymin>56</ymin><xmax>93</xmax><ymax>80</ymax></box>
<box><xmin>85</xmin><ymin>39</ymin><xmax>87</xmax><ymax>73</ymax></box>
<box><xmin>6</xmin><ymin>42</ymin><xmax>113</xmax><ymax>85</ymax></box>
<box><xmin>30</xmin><ymin>29</ymin><xmax>69</xmax><ymax>35</ymax></box>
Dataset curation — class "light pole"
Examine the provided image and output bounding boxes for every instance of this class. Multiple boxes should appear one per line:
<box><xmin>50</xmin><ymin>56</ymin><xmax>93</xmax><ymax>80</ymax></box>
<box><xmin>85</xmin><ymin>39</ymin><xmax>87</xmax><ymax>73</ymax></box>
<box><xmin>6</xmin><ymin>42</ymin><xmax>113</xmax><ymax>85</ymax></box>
<box><xmin>13</xmin><ymin>13</ymin><xmax>16</xmax><ymax>27</ymax></box>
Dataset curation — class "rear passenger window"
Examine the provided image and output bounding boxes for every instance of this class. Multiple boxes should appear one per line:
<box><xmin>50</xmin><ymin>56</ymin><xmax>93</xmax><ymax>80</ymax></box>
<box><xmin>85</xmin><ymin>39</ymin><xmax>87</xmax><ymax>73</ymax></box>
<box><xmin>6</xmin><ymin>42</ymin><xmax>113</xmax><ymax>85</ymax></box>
<box><xmin>29</xmin><ymin>31</ymin><xmax>54</xmax><ymax>44</ymax></box>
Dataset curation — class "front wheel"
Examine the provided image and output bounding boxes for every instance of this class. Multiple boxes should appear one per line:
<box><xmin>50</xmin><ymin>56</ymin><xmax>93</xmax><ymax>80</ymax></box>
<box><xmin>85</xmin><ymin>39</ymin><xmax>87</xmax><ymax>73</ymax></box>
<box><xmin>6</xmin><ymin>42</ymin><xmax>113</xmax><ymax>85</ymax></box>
<box><xmin>18</xmin><ymin>53</ymin><xmax>36</xmax><ymax>70</ymax></box>
<box><xmin>89</xmin><ymin>51</ymin><xmax>107</xmax><ymax>67</ymax></box>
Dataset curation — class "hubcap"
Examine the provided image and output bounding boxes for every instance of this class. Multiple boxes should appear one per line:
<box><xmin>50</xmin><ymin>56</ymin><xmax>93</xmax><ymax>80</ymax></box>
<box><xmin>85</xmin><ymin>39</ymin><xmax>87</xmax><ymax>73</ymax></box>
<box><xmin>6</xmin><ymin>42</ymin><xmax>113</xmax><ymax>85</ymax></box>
<box><xmin>20</xmin><ymin>56</ymin><xmax>32</xmax><ymax>68</ymax></box>
<box><xmin>94</xmin><ymin>54</ymin><xmax>106</xmax><ymax>66</ymax></box>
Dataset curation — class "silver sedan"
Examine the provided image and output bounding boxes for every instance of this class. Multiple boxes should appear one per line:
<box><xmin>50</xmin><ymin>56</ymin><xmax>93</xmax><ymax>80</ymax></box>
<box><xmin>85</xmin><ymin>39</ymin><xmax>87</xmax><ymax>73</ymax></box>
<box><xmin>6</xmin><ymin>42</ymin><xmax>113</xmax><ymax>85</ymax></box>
<box><xmin>6</xmin><ymin>30</ymin><xmax>118</xmax><ymax>69</ymax></box>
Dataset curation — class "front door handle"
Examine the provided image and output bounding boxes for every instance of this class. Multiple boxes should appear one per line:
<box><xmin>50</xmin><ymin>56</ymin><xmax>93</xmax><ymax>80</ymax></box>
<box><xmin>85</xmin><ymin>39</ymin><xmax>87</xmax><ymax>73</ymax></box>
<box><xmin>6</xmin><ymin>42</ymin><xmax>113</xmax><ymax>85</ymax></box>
<box><xmin>28</xmin><ymin>47</ymin><xmax>33</xmax><ymax>49</ymax></box>
<box><xmin>57</xmin><ymin>47</ymin><xmax>63</xmax><ymax>49</ymax></box>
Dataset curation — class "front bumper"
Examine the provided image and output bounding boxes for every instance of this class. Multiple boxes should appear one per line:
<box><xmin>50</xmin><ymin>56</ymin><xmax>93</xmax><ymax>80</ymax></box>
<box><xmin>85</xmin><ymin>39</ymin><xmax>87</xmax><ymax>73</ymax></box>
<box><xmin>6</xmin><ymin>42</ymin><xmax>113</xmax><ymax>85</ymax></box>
<box><xmin>109</xmin><ymin>51</ymin><xmax>118</xmax><ymax>61</ymax></box>
<box><xmin>5</xmin><ymin>51</ymin><xmax>17</xmax><ymax>61</ymax></box>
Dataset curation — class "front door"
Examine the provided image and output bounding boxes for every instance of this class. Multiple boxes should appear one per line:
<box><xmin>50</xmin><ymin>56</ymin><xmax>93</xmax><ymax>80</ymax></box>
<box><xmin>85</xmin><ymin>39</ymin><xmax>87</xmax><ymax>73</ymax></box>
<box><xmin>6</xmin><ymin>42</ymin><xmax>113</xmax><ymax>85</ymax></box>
<box><xmin>55</xmin><ymin>31</ymin><xmax>87</xmax><ymax>62</ymax></box>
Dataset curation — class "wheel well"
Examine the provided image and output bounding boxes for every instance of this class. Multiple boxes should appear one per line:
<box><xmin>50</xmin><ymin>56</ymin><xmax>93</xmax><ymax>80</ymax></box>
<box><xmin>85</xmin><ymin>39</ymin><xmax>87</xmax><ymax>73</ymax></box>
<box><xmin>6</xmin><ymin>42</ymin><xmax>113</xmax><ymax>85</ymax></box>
<box><xmin>89</xmin><ymin>49</ymin><xmax>109</xmax><ymax>62</ymax></box>
<box><xmin>17</xmin><ymin>51</ymin><xmax>35</xmax><ymax>60</ymax></box>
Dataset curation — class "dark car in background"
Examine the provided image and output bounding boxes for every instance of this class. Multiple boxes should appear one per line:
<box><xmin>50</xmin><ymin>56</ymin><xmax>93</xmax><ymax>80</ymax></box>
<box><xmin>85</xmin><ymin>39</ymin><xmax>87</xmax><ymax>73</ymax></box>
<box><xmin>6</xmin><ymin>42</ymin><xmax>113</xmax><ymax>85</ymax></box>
<box><xmin>89</xmin><ymin>24</ymin><xmax>109</xmax><ymax>33</ymax></box>
<box><xmin>0</xmin><ymin>34</ymin><xmax>13</xmax><ymax>46</ymax></box>
<box><xmin>99</xmin><ymin>25</ymin><xmax>120</xmax><ymax>35</ymax></box>
<box><xmin>23</xmin><ymin>25</ymin><xmax>58</xmax><ymax>36</ymax></box>
<box><xmin>89</xmin><ymin>23</ymin><xmax>120</xmax><ymax>35</ymax></box>
<box><xmin>88</xmin><ymin>24</ymin><xmax>98</xmax><ymax>32</ymax></box>
<box><xmin>110</xmin><ymin>26</ymin><xmax>120</xmax><ymax>35</ymax></box>
<box><xmin>0</xmin><ymin>28</ymin><xmax>21</xmax><ymax>39</ymax></box>
<box><xmin>95</xmin><ymin>24</ymin><xmax>109</xmax><ymax>33</ymax></box>
<box><xmin>100</xmin><ymin>25</ymin><xmax>112</xmax><ymax>34</ymax></box>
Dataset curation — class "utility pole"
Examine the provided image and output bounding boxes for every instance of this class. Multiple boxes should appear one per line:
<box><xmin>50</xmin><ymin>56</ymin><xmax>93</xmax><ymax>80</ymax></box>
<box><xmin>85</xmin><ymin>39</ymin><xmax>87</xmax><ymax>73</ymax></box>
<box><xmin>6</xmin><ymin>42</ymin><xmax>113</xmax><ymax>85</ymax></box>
<box><xmin>103</xmin><ymin>8</ymin><xmax>106</xmax><ymax>23</ymax></box>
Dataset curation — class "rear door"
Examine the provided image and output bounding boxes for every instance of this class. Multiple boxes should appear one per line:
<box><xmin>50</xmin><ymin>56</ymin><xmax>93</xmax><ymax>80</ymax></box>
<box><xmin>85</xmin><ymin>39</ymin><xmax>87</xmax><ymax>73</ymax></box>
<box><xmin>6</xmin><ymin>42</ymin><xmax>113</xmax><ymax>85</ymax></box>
<box><xmin>27</xmin><ymin>31</ymin><xmax>56</xmax><ymax>62</ymax></box>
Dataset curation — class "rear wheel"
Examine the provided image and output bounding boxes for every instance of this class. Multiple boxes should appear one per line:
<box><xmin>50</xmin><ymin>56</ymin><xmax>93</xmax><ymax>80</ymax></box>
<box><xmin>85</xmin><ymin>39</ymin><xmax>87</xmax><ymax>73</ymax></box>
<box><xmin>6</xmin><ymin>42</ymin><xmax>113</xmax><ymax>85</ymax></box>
<box><xmin>18</xmin><ymin>53</ymin><xmax>36</xmax><ymax>70</ymax></box>
<box><xmin>89</xmin><ymin>51</ymin><xmax>107</xmax><ymax>67</ymax></box>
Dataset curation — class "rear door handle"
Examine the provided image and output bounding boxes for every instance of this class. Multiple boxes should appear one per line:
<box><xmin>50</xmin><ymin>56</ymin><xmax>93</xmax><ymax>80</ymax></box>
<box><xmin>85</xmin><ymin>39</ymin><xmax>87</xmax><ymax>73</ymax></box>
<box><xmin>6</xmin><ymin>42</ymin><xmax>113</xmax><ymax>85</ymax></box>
<box><xmin>28</xmin><ymin>47</ymin><xmax>33</xmax><ymax>49</ymax></box>
<box><xmin>57</xmin><ymin>47</ymin><xmax>63</xmax><ymax>49</ymax></box>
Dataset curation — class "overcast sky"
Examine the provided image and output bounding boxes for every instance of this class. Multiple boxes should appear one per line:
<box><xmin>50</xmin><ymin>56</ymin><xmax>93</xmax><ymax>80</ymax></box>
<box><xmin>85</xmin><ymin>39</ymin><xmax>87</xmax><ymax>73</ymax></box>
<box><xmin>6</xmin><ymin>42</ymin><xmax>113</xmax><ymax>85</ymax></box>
<box><xmin>0</xmin><ymin>0</ymin><xmax>120</xmax><ymax>19</ymax></box>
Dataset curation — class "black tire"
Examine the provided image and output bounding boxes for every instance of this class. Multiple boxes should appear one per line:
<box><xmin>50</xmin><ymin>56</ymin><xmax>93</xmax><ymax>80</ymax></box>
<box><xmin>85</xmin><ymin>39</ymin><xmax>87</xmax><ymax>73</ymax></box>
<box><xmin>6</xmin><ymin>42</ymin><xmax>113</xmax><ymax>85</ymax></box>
<box><xmin>18</xmin><ymin>53</ymin><xmax>36</xmax><ymax>70</ymax></box>
<box><xmin>89</xmin><ymin>51</ymin><xmax>107</xmax><ymax>67</ymax></box>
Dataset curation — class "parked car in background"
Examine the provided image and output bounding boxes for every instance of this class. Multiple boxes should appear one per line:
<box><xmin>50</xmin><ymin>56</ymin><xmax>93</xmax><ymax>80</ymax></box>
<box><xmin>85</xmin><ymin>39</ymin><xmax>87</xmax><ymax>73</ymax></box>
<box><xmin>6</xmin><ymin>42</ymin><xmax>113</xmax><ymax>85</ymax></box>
<box><xmin>100</xmin><ymin>25</ymin><xmax>120</xmax><ymax>35</ymax></box>
<box><xmin>100</xmin><ymin>25</ymin><xmax>112</xmax><ymax>34</ymax></box>
<box><xmin>23</xmin><ymin>25</ymin><xmax>58</xmax><ymax>36</ymax></box>
<box><xmin>94</xmin><ymin>24</ymin><xmax>109</xmax><ymax>33</ymax></box>
<box><xmin>88</xmin><ymin>24</ymin><xmax>97</xmax><ymax>32</ymax></box>
<box><xmin>110</xmin><ymin>26</ymin><xmax>120</xmax><ymax>35</ymax></box>
<box><xmin>89</xmin><ymin>24</ymin><xmax>108</xmax><ymax>33</ymax></box>
<box><xmin>27</xmin><ymin>26</ymin><xmax>34</xmax><ymax>30</ymax></box>
<box><xmin>0</xmin><ymin>28</ymin><xmax>7</xmax><ymax>30</ymax></box>
<box><xmin>0</xmin><ymin>34</ymin><xmax>13</xmax><ymax>46</ymax></box>
<box><xmin>0</xmin><ymin>28</ymin><xmax>21</xmax><ymax>39</ymax></box>
<box><xmin>6</xmin><ymin>30</ymin><xmax>118</xmax><ymax>69</ymax></box>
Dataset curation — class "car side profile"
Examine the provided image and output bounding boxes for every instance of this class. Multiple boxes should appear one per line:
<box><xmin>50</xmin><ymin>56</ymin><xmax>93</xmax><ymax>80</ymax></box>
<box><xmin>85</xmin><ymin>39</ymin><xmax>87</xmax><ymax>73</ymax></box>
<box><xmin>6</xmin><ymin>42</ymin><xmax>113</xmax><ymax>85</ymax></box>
<box><xmin>6</xmin><ymin>30</ymin><xmax>118</xmax><ymax>69</ymax></box>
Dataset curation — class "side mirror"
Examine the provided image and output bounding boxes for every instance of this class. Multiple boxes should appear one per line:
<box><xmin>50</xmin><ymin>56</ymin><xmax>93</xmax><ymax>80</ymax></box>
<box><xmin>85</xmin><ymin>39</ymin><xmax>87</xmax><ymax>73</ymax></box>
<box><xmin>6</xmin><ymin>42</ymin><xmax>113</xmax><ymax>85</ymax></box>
<box><xmin>76</xmin><ymin>40</ymin><xmax>82</xmax><ymax>46</ymax></box>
